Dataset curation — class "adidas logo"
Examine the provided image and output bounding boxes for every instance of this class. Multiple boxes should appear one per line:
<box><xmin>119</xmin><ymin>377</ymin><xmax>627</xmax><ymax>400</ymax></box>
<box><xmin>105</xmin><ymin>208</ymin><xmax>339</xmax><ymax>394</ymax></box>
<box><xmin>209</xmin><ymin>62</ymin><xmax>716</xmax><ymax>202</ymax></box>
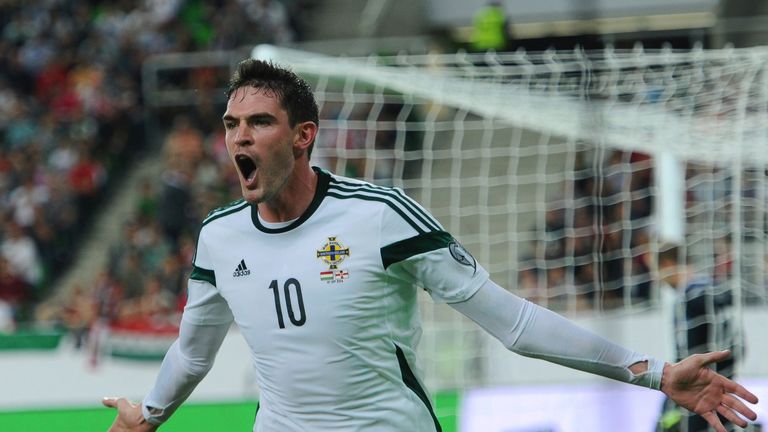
<box><xmin>233</xmin><ymin>259</ymin><xmax>251</xmax><ymax>277</ymax></box>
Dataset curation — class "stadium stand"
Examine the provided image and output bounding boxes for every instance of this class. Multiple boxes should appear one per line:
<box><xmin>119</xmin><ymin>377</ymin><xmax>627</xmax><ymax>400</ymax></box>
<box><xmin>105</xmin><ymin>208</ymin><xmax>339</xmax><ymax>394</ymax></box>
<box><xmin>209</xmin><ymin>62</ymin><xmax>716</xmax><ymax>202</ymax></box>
<box><xmin>0</xmin><ymin>0</ymin><xmax>307</xmax><ymax>334</ymax></box>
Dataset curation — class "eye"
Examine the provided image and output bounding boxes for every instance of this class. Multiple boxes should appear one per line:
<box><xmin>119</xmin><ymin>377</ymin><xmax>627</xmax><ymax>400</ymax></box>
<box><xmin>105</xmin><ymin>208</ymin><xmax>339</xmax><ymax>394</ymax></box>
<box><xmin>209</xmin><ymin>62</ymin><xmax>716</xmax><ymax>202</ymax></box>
<box><xmin>250</xmin><ymin>117</ymin><xmax>271</xmax><ymax>126</ymax></box>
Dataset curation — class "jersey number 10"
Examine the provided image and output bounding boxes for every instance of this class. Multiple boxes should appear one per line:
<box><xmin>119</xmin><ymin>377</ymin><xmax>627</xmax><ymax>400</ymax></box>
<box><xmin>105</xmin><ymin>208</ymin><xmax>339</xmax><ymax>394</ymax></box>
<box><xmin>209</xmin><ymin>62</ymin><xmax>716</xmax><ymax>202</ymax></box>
<box><xmin>268</xmin><ymin>278</ymin><xmax>307</xmax><ymax>328</ymax></box>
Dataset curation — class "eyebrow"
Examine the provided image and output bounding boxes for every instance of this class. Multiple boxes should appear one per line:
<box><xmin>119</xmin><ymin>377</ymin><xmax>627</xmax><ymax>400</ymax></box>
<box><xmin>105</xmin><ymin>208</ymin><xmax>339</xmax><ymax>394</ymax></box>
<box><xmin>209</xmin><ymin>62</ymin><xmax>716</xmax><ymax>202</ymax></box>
<box><xmin>222</xmin><ymin>113</ymin><xmax>277</xmax><ymax>123</ymax></box>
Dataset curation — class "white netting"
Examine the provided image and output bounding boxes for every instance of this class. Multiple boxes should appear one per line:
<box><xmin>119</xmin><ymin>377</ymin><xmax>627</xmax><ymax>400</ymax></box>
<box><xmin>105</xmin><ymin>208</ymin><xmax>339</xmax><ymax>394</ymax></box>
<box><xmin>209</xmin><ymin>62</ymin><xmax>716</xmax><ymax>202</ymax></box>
<box><xmin>255</xmin><ymin>45</ymin><xmax>768</xmax><ymax>390</ymax></box>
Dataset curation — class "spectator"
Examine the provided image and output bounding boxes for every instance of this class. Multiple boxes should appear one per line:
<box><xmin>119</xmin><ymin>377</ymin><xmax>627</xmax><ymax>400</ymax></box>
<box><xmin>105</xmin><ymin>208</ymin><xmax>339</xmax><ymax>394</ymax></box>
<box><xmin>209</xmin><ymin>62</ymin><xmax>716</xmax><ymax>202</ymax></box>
<box><xmin>92</xmin><ymin>270</ymin><xmax>123</xmax><ymax>324</ymax></box>
<box><xmin>8</xmin><ymin>173</ymin><xmax>49</xmax><ymax>228</ymax></box>
<box><xmin>35</xmin><ymin>283</ymin><xmax>96</xmax><ymax>348</ymax></box>
<box><xmin>60</xmin><ymin>283</ymin><xmax>97</xmax><ymax>348</ymax></box>
<box><xmin>48</xmin><ymin>138</ymin><xmax>79</xmax><ymax>174</ymax></box>
<box><xmin>137</xmin><ymin>221</ymin><xmax>173</xmax><ymax>274</ymax></box>
<box><xmin>123</xmin><ymin>275</ymin><xmax>176</xmax><ymax>324</ymax></box>
<box><xmin>0</xmin><ymin>299</ymin><xmax>13</xmax><ymax>333</ymax></box>
<box><xmin>471</xmin><ymin>1</ymin><xmax>508</xmax><ymax>52</ymax></box>
<box><xmin>68</xmin><ymin>146</ymin><xmax>106</xmax><ymax>212</ymax></box>
<box><xmin>164</xmin><ymin>115</ymin><xmax>205</xmax><ymax>167</ymax></box>
<box><xmin>1</xmin><ymin>220</ymin><xmax>43</xmax><ymax>289</ymax></box>
<box><xmin>0</xmin><ymin>256</ymin><xmax>30</xmax><ymax>322</ymax></box>
<box><xmin>651</xmin><ymin>243</ymin><xmax>744</xmax><ymax>432</ymax></box>
<box><xmin>156</xmin><ymin>254</ymin><xmax>185</xmax><ymax>297</ymax></box>
<box><xmin>157</xmin><ymin>162</ymin><xmax>195</xmax><ymax>247</ymax></box>
<box><xmin>135</xmin><ymin>179</ymin><xmax>158</xmax><ymax>225</ymax></box>
<box><xmin>113</xmin><ymin>251</ymin><xmax>145</xmax><ymax>301</ymax></box>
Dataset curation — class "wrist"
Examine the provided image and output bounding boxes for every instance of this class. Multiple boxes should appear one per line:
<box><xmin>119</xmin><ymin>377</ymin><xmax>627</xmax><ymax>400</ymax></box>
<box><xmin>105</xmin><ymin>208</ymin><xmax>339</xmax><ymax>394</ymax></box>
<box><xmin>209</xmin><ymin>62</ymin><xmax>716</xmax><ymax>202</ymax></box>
<box><xmin>660</xmin><ymin>361</ymin><xmax>672</xmax><ymax>393</ymax></box>
<box><xmin>628</xmin><ymin>357</ymin><xmax>666</xmax><ymax>390</ymax></box>
<box><xmin>141</xmin><ymin>402</ymin><xmax>165</xmax><ymax>426</ymax></box>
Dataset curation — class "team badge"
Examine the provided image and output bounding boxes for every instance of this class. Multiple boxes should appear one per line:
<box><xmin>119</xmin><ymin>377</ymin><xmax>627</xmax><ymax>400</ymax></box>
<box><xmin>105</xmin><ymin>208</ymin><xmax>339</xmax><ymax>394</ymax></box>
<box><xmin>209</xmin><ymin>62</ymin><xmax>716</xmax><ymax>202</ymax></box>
<box><xmin>317</xmin><ymin>236</ymin><xmax>350</xmax><ymax>283</ymax></box>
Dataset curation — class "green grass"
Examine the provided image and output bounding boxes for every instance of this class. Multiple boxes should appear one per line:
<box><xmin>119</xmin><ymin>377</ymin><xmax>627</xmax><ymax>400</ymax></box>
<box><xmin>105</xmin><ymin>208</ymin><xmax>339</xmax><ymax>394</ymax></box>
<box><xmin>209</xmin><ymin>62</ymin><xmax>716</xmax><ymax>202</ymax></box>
<box><xmin>0</xmin><ymin>392</ymin><xmax>459</xmax><ymax>432</ymax></box>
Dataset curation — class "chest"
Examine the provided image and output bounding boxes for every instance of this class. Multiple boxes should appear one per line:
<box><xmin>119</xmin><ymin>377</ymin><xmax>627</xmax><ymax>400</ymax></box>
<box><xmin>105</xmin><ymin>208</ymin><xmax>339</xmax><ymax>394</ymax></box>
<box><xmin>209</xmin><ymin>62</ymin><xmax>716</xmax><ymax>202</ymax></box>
<box><xmin>208</xmin><ymin>220</ymin><xmax>414</xmax><ymax>350</ymax></box>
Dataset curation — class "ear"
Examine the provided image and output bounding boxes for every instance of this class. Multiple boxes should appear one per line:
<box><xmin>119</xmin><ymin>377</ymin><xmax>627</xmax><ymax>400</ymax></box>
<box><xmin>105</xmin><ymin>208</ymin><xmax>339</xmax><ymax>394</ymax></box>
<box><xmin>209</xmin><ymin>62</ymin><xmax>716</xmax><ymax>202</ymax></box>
<box><xmin>293</xmin><ymin>121</ymin><xmax>318</xmax><ymax>156</ymax></box>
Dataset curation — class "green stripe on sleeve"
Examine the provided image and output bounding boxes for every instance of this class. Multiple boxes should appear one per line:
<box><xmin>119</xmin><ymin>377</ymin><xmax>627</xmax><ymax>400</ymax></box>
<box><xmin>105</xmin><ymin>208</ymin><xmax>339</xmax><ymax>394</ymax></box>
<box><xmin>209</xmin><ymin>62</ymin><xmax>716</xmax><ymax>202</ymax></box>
<box><xmin>381</xmin><ymin>231</ymin><xmax>453</xmax><ymax>269</ymax></box>
<box><xmin>190</xmin><ymin>265</ymin><xmax>216</xmax><ymax>287</ymax></box>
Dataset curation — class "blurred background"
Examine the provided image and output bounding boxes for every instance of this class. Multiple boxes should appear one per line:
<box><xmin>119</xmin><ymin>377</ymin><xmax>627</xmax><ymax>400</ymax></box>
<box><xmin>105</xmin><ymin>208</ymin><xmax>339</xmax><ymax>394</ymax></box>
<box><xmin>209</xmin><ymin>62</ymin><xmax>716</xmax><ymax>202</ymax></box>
<box><xmin>1</xmin><ymin>0</ymin><xmax>767</xmax><ymax>431</ymax></box>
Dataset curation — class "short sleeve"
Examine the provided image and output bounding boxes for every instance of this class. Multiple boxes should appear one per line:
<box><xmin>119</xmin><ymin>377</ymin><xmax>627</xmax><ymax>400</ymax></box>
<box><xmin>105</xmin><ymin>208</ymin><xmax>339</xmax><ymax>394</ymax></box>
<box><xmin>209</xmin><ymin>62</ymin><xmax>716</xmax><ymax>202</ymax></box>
<box><xmin>382</xmin><ymin>231</ymin><xmax>489</xmax><ymax>303</ymax></box>
<box><xmin>183</xmin><ymin>228</ymin><xmax>234</xmax><ymax>325</ymax></box>
<box><xmin>374</xmin><ymin>187</ymin><xmax>489</xmax><ymax>303</ymax></box>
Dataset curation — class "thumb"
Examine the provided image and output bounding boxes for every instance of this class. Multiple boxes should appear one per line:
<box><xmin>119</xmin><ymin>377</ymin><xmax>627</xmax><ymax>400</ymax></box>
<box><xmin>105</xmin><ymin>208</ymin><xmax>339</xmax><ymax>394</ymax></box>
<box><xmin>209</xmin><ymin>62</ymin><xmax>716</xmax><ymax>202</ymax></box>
<box><xmin>102</xmin><ymin>397</ymin><xmax>119</xmax><ymax>408</ymax></box>
<box><xmin>698</xmin><ymin>350</ymin><xmax>731</xmax><ymax>366</ymax></box>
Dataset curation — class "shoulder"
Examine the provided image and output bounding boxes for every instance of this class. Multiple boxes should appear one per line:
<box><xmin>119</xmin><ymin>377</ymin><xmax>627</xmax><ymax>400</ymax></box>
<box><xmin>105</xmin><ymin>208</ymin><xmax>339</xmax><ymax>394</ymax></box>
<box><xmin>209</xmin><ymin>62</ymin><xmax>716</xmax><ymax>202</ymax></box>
<box><xmin>201</xmin><ymin>198</ymin><xmax>249</xmax><ymax>228</ymax></box>
<box><xmin>326</xmin><ymin>172</ymin><xmax>391</xmax><ymax>193</ymax></box>
<box><xmin>324</xmin><ymin>172</ymin><xmax>443</xmax><ymax>233</ymax></box>
<box><xmin>325</xmin><ymin>172</ymin><xmax>405</xmax><ymax>208</ymax></box>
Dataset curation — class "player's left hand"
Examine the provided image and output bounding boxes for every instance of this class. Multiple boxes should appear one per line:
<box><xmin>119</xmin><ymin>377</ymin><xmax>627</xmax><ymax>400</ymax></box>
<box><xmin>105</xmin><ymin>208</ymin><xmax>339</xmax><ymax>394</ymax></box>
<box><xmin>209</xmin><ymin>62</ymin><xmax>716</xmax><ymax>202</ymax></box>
<box><xmin>661</xmin><ymin>350</ymin><xmax>759</xmax><ymax>432</ymax></box>
<box><xmin>102</xmin><ymin>397</ymin><xmax>158</xmax><ymax>432</ymax></box>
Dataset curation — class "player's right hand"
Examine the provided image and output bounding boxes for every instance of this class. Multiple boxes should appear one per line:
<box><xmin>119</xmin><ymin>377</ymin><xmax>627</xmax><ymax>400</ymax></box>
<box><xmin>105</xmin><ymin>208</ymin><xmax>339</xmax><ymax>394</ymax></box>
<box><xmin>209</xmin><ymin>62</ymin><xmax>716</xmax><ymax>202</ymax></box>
<box><xmin>102</xmin><ymin>397</ymin><xmax>159</xmax><ymax>432</ymax></box>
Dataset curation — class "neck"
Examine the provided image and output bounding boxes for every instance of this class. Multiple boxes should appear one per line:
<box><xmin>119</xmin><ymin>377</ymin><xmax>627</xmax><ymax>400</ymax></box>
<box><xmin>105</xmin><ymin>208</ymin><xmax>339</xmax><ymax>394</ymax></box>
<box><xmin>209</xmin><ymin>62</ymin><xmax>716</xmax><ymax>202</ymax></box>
<box><xmin>258</xmin><ymin>164</ymin><xmax>317</xmax><ymax>223</ymax></box>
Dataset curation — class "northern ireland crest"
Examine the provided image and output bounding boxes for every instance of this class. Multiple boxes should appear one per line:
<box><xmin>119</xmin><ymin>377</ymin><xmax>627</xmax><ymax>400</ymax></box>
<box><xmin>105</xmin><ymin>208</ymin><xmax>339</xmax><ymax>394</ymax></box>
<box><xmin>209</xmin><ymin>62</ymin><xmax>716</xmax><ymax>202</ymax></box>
<box><xmin>317</xmin><ymin>237</ymin><xmax>351</xmax><ymax>284</ymax></box>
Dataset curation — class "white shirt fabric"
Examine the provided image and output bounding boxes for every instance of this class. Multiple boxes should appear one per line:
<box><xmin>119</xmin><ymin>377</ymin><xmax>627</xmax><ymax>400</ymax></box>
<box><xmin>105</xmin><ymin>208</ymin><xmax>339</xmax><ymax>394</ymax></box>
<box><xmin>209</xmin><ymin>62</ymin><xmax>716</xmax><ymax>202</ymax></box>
<box><xmin>146</xmin><ymin>168</ymin><xmax>487</xmax><ymax>431</ymax></box>
<box><xmin>142</xmin><ymin>168</ymin><xmax>662</xmax><ymax>431</ymax></box>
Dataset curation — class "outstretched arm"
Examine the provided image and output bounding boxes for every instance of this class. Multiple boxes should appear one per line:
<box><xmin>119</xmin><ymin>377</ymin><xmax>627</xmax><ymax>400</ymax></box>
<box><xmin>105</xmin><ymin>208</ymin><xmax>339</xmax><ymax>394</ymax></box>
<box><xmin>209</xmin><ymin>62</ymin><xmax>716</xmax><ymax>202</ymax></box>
<box><xmin>102</xmin><ymin>318</ymin><xmax>230</xmax><ymax>430</ymax></box>
<box><xmin>449</xmin><ymin>279</ymin><xmax>758</xmax><ymax>431</ymax></box>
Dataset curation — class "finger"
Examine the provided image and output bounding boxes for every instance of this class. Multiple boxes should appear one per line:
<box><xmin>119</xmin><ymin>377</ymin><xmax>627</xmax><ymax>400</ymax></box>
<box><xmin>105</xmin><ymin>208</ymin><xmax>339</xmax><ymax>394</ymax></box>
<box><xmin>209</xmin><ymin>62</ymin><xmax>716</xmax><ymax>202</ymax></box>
<box><xmin>102</xmin><ymin>397</ymin><xmax>118</xmax><ymax>408</ymax></box>
<box><xmin>716</xmin><ymin>404</ymin><xmax>749</xmax><ymax>428</ymax></box>
<box><xmin>700</xmin><ymin>410</ymin><xmax>727</xmax><ymax>432</ymax></box>
<box><xmin>723</xmin><ymin>380</ymin><xmax>760</xmax><ymax>405</ymax></box>
<box><xmin>697</xmin><ymin>350</ymin><xmax>731</xmax><ymax>367</ymax></box>
<box><xmin>722</xmin><ymin>393</ymin><xmax>757</xmax><ymax>421</ymax></box>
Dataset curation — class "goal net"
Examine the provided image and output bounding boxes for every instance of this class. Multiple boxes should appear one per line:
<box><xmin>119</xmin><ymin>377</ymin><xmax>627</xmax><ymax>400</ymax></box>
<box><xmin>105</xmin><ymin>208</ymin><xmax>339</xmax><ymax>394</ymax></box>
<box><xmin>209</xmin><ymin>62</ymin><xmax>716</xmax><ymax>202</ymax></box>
<box><xmin>253</xmin><ymin>45</ymin><xmax>768</xmax><ymax>394</ymax></box>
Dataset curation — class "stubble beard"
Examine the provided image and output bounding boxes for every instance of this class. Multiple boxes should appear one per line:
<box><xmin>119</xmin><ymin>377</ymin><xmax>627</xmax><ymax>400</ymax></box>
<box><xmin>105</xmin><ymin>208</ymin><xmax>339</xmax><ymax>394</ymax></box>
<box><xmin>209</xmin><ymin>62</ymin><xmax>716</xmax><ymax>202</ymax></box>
<box><xmin>242</xmin><ymin>144</ymin><xmax>295</xmax><ymax>206</ymax></box>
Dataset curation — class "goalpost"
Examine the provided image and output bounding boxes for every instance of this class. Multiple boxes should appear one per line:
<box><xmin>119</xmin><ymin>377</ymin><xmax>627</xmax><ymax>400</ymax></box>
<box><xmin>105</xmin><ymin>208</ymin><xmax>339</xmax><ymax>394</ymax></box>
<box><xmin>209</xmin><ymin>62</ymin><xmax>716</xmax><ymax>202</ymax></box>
<box><xmin>253</xmin><ymin>44</ymin><xmax>768</xmax><ymax>397</ymax></box>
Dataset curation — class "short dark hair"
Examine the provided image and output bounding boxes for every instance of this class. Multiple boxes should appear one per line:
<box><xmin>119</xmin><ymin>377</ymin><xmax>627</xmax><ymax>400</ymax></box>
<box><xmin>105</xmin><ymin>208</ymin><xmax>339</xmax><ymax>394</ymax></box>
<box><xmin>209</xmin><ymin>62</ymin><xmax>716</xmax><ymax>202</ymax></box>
<box><xmin>226</xmin><ymin>59</ymin><xmax>319</xmax><ymax>158</ymax></box>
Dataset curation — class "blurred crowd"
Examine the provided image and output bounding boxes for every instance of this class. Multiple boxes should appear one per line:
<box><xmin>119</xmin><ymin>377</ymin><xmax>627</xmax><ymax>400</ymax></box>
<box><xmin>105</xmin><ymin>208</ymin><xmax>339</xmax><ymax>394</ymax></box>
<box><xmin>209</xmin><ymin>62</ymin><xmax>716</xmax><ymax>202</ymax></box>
<box><xmin>0</xmin><ymin>0</ymin><xmax>309</xmax><ymax>333</ymax></box>
<box><xmin>37</xmin><ymin>118</ymin><xmax>242</xmax><ymax>347</ymax></box>
<box><xmin>517</xmin><ymin>148</ymin><xmax>656</xmax><ymax>311</ymax></box>
<box><xmin>516</xmin><ymin>148</ymin><xmax>743</xmax><ymax>312</ymax></box>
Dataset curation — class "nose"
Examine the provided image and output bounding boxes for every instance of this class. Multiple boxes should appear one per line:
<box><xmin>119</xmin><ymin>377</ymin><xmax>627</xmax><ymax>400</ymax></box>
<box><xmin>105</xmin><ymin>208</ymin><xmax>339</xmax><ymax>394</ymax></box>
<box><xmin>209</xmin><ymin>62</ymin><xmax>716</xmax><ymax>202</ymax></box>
<box><xmin>234</xmin><ymin>123</ymin><xmax>252</xmax><ymax>147</ymax></box>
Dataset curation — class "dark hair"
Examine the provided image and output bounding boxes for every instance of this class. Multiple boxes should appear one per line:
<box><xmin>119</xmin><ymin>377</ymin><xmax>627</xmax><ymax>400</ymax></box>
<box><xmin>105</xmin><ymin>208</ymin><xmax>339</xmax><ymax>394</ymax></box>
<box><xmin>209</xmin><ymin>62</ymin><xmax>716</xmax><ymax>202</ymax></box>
<box><xmin>226</xmin><ymin>59</ymin><xmax>319</xmax><ymax>158</ymax></box>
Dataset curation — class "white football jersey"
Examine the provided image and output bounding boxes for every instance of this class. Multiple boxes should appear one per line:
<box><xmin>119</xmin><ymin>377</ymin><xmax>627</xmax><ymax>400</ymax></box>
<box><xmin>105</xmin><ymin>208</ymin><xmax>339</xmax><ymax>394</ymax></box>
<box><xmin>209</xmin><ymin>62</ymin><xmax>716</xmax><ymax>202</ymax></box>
<box><xmin>184</xmin><ymin>167</ymin><xmax>489</xmax><ymax>432</ymax></box>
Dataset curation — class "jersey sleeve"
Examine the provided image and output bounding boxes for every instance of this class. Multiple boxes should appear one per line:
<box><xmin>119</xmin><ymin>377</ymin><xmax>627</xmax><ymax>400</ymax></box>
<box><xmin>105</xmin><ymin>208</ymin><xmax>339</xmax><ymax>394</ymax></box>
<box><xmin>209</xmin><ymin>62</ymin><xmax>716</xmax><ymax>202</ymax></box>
<box><xmin>184</xmin><ymin>227</ymin><xmax>234</xmax><ymax>325</ymax></box>
<box><xmin>379</xmin><ymin>189</ymin><xmax>489</xmax><ymax>303</ymax></box>
<box><xmin>450</xmin><ymin>279</ymin><xmax>665</xmax><ymax>389</ymax></box>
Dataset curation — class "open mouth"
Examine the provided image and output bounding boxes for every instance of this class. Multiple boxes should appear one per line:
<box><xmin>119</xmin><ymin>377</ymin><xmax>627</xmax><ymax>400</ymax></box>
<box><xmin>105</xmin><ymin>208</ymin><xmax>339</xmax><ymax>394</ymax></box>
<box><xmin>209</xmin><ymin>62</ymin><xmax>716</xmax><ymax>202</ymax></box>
<box><xmin>235</xmin><ymin>154</ymin><xmax>257</xmax><ymax>182</ymax></box>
